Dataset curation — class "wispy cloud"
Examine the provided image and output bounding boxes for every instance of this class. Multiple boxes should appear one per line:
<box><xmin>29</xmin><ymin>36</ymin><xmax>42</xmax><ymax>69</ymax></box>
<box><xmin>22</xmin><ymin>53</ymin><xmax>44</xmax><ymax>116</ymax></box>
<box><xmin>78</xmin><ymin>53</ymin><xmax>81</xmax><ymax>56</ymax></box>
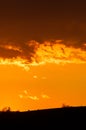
<box><xmin>33</xmin><ymin>75</ymin><xmax>38</xmax><ymax>79</ymax></box>
<box><xmin>41</xmin><ymin>94</ymin><xmax>50</xmax><ymax>99</ymax></box>
<box><xmin>19</xmin><ymin>90</ymin><xmax>39</xmax><ymax>101</ymax></box>
<box><xmin>19</xmin><ymin>94</ymin><xmax>23</xmax><ymax>99</ymax></box>
<box><xmin>23</xmin><ymin>90</ymin><xmax>28</xmax><ymax>95</ymax></box>
<box><xmin>27</xmin><ymin>96</ymin><xmax>39</xmax><ymax>101</ymax></box>
<box><xmin>19</xmin><ymin>91</ymin><xmax>50</xmax><ymax>101</ymax></box>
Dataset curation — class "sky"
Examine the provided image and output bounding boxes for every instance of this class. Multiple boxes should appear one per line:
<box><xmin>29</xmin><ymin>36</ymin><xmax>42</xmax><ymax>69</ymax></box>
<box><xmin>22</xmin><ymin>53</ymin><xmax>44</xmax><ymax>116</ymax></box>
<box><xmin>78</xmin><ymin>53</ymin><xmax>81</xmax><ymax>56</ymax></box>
<box><xmin>0</xmin><ymin>0</ymin><xmax>86</xmax><ymax>111</ymax></box>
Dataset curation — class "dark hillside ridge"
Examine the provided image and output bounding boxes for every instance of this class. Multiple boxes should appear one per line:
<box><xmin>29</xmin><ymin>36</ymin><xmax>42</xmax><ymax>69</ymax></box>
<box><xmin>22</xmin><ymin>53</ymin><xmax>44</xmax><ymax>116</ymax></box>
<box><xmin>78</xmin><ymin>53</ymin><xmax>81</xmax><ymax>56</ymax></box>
<box><xmin>0</xmin><ymin>106</ymin><xmax>86</xmax><ymax>128</ymax></box>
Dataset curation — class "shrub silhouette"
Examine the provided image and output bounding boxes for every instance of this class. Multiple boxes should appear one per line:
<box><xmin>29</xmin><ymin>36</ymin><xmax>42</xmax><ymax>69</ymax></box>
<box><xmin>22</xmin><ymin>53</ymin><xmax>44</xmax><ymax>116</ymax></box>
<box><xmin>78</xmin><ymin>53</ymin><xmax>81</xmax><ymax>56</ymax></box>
<box><xmin>62</xmin><ymin>104</ymin><xmax>70</xmax><ymax>108</ymax></box>
<box><xmin>2</xmin><ymin>107</ymin><xmax>11</xmax><ymax>112</ymax></box>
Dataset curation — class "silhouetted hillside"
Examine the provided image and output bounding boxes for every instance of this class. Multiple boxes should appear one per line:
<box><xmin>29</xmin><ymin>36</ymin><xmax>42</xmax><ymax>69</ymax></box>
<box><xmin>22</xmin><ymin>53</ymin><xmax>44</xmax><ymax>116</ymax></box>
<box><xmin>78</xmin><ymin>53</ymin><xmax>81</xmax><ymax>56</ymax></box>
<box><xmin>0</xmin><ymin>106</ymin><xmax>86</xmax><ymax>129</ymax></box>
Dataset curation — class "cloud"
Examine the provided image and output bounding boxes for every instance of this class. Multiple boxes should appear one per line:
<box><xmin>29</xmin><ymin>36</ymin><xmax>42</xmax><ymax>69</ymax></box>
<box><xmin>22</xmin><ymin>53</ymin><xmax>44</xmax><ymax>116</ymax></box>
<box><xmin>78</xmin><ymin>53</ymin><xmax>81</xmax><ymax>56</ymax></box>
<box><xmin>23</xmin><ymin>90</ymin><xmax>28</xmax><ymax>95</ymax></box>
<box><xmin>0</xmin><ymin>57</ymin><xmax>30</xmax><ymax>71</ymax></box>
<box><xmin>19</xmin><ymin>94</ymin><xmax>23</xmax><ymax>99</ymax></box>
<box><xmin>19</xmin><ymin>90</ymin><xmax>39</xmax><ymax>101</ymax></box>
<box><xmin>41</xmin><ymin>94</ymin><xmax>50</xmax><ymax>99</ymax></box>
<box><xmin>27</xmin><ymin>96</ymin><xmax>39</xmax><ymax>101</ymax></box>
<box><xmin>0</xmin><ymin>39</ymin><xmax>86</xmax><ymax>70</ymax></box>
<box><xmin>19</xmin><ymin>91</ymin><xmax>50</xmax><ymax>101</ymax></box>
<box><xmin>33</xmin><ymin>75</ymin><xmax>38</xmax><ymax>79</ymax></box>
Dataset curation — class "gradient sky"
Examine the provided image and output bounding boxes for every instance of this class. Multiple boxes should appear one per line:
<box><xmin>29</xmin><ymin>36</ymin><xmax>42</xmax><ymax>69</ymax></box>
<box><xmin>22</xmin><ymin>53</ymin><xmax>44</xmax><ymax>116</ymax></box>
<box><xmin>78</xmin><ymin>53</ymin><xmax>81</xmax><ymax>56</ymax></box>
<box><xmin>0</xmin><ymin>0</ymin><xmax>86</xmax><ymax>111</ymax></box>
<box><xmin>0</xmin><ymin>0</ymin><xmax>86</xmax><ymax>41</ymax></box>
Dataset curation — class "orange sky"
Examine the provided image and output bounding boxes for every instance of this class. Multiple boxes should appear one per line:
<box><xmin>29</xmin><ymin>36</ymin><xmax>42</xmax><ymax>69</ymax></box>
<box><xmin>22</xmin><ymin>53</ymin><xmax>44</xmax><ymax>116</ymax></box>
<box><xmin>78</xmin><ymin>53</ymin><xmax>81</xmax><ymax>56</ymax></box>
<box><xmin>0</xmin><ymin>62</ymin><xmax>86</xmax><ymax>111</ymax></box>
<box><xmin>0</xmin><ymin>1</ymin><xmax>86</xmax><ymax>112</ymax></box>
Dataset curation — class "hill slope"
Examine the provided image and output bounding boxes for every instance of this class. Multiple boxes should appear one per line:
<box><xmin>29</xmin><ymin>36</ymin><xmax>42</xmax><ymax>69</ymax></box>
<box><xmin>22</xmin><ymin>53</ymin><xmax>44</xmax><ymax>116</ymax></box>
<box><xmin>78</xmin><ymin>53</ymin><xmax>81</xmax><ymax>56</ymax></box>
<box><xmin>0</xmin><ymin>106</ymin><xmax>86</xmax><ymax>128</ymax></box>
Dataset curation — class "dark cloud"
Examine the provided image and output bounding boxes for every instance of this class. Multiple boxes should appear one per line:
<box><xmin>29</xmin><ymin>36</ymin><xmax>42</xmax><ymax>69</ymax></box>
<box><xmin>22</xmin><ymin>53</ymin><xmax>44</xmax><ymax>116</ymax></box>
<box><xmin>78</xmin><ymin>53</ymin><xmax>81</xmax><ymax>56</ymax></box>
<box><xmin>0</xmin><ymin>40</ymin><xmax>39</xmax><ymax>62</ymax></box>
<box><xmin>0</xmin><ymin>39</ymin><xmax>86</xmax><ymax>64</ymax></box>
<box><xmin>0</xmin><ymin>1</ymin><xmax>86</xmax><ymax>66</ymax></box>
<box><xmin>0</xmin><ymin>47</ymin><xmax>20</xmax><ymax>59</ymax></box>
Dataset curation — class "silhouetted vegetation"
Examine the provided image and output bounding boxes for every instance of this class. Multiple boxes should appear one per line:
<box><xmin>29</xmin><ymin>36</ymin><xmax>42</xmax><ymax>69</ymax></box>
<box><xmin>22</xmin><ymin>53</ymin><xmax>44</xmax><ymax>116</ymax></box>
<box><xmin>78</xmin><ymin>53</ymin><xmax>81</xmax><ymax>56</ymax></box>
<box><xmin>2</xmin><ymin>107</ymin><xmax>11</xmax><ymax>112</ymax></box>
<box><xmin>61</xmin><ymin>104</ymin><xmax>70</xmax><ymax>108</ymax></box>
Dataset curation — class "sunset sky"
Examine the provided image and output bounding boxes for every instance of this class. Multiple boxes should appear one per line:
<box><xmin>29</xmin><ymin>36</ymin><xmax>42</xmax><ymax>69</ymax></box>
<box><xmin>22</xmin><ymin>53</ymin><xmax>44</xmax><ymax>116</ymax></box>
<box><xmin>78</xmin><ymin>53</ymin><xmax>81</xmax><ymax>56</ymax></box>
<box><xmin>0</xmin><ymin>0</ymin><xmax>86</xmax><ymax>111</ymax></box>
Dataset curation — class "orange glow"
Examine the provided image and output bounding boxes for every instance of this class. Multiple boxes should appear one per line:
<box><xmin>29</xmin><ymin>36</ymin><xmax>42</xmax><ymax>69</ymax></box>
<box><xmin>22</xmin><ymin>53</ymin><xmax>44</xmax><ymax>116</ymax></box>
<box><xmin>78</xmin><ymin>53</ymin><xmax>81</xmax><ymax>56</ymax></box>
<box><xmin>0</xmin><ymin>57</ymin><xmax>30</xmax><ymax>71</ymax></box>
<box><xmin>0</xmin><ymin>40</ymin><xmax>86</xmax><ymax>111</ymax></box>
<box><xmin>0</xmin><ymin>63</ymin><xmax>86</xmax><ymax>111</ymax></box>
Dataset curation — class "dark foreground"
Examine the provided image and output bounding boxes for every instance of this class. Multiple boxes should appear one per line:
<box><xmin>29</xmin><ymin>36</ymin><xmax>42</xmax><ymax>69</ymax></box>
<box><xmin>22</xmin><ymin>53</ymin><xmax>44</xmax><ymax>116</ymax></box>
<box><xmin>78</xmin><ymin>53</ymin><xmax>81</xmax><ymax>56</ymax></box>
<box><xmin>0</xmin><ymin>106</ymin><xmax>86</xmax><ymax>129</ymax></box>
